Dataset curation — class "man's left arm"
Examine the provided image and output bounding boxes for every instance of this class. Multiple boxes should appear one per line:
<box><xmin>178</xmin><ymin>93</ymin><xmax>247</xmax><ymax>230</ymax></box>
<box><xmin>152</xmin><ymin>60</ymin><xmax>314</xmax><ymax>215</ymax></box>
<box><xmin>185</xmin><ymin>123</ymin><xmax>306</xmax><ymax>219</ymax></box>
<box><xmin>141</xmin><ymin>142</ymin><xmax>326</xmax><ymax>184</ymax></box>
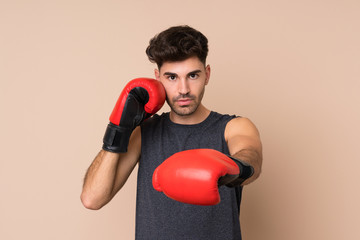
<box><xmin>225</xmin><ymin>117</ymin><xmax>263</xmax><ymax>185</ymax></box>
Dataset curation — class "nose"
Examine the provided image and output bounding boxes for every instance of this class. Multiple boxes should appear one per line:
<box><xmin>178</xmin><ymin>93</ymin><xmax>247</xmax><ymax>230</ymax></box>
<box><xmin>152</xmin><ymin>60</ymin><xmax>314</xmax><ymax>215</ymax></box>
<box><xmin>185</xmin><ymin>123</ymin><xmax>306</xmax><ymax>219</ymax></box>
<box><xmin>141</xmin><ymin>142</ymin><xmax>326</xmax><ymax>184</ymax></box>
<box><xmin>178</xmin><ymin>78</ymin><xmax>190</xmax><ymax>95</ymax></box>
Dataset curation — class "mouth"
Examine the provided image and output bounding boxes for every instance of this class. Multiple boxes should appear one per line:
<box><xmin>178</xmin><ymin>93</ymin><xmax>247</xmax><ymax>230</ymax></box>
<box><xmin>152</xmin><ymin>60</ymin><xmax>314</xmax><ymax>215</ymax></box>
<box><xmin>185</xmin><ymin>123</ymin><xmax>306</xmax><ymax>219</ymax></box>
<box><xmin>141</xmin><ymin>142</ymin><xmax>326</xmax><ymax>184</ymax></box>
<box><xmin>176</xmin><ymin>98</ymin><xmax>193</xmax><ymax>106</ymax></box>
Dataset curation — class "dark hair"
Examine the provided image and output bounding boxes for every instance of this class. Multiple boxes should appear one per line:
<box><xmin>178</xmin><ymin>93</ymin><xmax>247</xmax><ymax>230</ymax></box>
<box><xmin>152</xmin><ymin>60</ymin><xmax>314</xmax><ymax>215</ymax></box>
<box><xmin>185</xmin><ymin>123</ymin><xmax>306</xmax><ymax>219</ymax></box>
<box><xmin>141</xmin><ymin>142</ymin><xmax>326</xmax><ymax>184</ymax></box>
<box><xmin>146</xmin><ymin>25</ymin><xmax>208</xmax><ymax>69</ymax></box>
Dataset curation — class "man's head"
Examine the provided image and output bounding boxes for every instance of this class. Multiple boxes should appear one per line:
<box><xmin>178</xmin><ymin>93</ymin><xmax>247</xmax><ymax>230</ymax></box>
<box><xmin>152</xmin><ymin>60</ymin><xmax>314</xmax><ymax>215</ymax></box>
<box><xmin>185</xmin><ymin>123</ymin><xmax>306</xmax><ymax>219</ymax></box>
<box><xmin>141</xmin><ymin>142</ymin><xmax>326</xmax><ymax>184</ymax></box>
<box><xmin>147</xmin><ymin>26</ymin><xmax>211</xmax><ymax>120</ymax></box>
<box><xmin>146</xmin><ymin>25</ymin><xmax>209</xmax><ymax>69</ymax></box>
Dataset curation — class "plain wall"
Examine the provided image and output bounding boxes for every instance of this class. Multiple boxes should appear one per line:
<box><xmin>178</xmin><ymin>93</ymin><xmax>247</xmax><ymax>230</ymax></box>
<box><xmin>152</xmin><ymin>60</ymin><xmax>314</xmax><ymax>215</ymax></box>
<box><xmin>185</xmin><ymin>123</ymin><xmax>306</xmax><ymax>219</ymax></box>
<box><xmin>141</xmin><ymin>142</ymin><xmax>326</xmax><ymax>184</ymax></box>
<box><xmin>1</xmin><ymin>0</ymin><xmax>359</xmax><ymax>239</ymax></box>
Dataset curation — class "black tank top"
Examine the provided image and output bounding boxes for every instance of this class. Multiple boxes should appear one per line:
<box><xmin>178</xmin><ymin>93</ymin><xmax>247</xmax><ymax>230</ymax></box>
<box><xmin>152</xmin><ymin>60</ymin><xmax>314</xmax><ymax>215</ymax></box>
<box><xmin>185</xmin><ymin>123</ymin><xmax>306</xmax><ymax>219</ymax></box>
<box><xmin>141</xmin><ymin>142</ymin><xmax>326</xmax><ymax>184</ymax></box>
<box><xmin>136</xmin><ymin>111</ymin><xmax>242</xmax><ymax>240</ymax></box>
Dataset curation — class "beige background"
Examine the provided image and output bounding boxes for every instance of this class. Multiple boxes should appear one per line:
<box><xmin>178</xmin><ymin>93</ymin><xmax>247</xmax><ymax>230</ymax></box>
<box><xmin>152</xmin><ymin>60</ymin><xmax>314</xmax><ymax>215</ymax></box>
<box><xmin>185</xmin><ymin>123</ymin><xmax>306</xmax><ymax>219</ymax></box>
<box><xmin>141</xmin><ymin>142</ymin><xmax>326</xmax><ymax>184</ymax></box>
<box><xmin>1</xmin><ymin>0</ymin><xmax>359</xmax><ymax>239</ymax></box>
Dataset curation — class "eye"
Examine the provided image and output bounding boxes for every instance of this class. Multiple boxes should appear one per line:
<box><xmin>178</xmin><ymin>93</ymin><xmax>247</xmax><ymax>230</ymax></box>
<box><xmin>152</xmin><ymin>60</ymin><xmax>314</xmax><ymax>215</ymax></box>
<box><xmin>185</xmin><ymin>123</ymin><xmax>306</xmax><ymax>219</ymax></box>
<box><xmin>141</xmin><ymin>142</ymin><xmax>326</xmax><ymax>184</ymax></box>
<box><xmin>189</xmin><ymin>73</ymin><xmax>199</xmax><ymax>79</ymax></box>
<box><xmin>167</xmin><ymin>75</ymin><xmax>177</xmax><ymax>81</ymax></box>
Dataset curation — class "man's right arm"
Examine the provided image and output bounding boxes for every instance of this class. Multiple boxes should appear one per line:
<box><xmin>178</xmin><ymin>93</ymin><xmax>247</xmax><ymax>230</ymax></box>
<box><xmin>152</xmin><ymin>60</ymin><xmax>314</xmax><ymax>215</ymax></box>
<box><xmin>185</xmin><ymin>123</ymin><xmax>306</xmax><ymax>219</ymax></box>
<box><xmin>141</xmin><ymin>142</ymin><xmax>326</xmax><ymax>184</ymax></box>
<box><xmin>80</xmin><ymin>126</ymin><xmax>141</xmax><ymax>210</ymax></box>
<box><xmin>80</xmin><ymin>78</ymin><xmax>165</xmax><ymax>210</ymax></box>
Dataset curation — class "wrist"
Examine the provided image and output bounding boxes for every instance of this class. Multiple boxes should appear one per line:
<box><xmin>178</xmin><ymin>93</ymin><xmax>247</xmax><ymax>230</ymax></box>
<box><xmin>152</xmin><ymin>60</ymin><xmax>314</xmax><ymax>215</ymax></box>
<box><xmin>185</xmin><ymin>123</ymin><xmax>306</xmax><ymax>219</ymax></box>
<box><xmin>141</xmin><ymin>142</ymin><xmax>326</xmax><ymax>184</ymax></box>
<box><xmin>102</xmin><ymin>123</ymin><xmax>133</xmax><ymax>153</ymax></box>
<box><xmin>226</xmin><ymin>156</ymin><xmax>254</xmax><ymax>187</ymax></box>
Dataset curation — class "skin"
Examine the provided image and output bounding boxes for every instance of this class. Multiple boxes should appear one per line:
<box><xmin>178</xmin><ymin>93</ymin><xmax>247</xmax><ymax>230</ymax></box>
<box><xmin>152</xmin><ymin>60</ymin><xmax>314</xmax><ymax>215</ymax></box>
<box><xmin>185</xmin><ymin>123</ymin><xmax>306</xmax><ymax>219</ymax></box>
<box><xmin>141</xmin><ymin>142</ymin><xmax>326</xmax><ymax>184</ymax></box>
<box><xmin>81</xmin><ymin>56</ymin><xmax>262</xmax><ymax>210</ymax></box>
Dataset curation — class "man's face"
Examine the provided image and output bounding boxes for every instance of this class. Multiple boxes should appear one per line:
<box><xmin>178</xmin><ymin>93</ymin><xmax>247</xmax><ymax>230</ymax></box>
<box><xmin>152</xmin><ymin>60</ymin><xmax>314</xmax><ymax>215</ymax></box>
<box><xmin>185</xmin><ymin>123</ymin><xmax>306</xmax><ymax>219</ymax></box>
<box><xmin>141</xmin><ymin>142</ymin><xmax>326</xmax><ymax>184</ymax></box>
<box><xmin>155</xmin><ymin>57</ymin><xmax>210</xmax><ymax>117</ymax></box>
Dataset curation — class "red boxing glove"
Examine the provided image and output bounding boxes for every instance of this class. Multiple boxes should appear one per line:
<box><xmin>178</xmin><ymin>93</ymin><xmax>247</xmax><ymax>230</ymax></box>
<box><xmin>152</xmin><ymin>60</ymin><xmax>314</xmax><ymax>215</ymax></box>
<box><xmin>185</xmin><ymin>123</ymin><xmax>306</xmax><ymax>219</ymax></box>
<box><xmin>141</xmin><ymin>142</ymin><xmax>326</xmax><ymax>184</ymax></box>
<box><xmin>103</xmin><ymin>78</ymin><xmax>166</xmax><ymax>153</ymax></box>
<box><xmin>152</xmin><ymin>149</ymin><xmax>253</xmax><ymax>206</ymax></box>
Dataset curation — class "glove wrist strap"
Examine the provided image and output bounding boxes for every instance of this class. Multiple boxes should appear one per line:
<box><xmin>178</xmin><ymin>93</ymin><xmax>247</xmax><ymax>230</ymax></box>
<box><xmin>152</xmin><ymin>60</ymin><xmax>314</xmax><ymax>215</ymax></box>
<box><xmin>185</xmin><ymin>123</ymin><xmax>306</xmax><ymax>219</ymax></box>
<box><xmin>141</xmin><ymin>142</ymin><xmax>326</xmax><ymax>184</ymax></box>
<box><xmin>226</xmin><ymin>156</ymin><xmax>254</xmax><ymax>187</ymax></box>
<box><xmin>102</xmin><ymin>123</ymin><xmax>133</xmax><ymax>153</ymax></box>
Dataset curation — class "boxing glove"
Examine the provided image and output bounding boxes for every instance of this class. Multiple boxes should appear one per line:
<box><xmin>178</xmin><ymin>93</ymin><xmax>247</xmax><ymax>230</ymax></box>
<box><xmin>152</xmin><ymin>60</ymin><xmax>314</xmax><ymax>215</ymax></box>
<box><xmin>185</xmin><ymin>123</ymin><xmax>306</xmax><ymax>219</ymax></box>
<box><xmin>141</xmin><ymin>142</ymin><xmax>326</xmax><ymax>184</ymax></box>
<box><xmin>102</xmin><ymin>78</ymin><xmax>166</xmax><ymax>153</ymax></box>
<box><xmin>152</xmin><ymin>149</ymin><xmax>254</xmax><ymax>205</ymax></box>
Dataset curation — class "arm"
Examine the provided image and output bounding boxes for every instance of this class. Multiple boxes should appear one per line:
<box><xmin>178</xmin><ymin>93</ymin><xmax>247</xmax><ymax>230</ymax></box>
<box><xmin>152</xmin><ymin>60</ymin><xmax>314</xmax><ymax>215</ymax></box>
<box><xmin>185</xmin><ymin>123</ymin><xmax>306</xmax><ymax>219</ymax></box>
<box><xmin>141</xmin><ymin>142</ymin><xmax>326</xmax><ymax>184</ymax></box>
<box><xmin>80</xmin><ymin>78</ymin><xmax>165</xmax><ymax>209</ymax></box>
<box><xmin>151</xmin><ymin>117</ymin><xmax>262</xmax><ymax>206</ymax></box>
<box><xmin>225</xmin><ymin>117</ymin><xmax>263</xmax><ymax>185</ymax></box>
<box><xmin>80</xmin><ymin>127</ymin><xmax>141</xmax><ymax>210</ymax></box>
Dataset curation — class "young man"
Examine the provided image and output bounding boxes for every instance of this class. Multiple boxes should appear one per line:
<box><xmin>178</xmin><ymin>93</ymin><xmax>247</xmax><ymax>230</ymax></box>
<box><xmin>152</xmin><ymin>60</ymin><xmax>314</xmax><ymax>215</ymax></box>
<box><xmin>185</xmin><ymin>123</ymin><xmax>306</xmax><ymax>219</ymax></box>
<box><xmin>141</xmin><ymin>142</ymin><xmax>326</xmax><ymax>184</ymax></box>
<box><xmin>81</xmin><ymin>25</ymin><xmax>262</xmax><ymax>239</ymax></box>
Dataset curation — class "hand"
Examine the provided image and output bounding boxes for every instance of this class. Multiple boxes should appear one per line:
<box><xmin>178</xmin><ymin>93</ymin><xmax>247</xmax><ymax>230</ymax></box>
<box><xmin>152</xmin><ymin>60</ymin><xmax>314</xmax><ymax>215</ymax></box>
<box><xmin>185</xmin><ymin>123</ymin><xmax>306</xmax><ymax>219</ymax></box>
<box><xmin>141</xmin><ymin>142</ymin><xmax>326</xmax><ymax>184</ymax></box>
<box><xmin>152</xmin><ymin>149</ymin><xmax>253</xmax><ymax>205</ymax></box>
<box><xmin>102</xmin><ymin>78</ymin><xmax>165</xmax><ymax>153</ymax></box>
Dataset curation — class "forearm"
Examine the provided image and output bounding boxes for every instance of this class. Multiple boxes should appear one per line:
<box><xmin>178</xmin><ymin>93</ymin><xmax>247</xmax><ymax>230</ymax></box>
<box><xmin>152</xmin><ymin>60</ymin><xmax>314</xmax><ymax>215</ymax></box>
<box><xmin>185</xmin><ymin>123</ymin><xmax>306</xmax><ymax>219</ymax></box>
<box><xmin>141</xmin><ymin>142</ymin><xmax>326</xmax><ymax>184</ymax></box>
<box><xmin>81</xmin><ymin>150</ymin><xmax>120</xmax><ymax>209</ymax></box>
<box><xmin>232</xmin><ymin>148</ymin><xmax>262</xmax><ymax>185</ymax></box>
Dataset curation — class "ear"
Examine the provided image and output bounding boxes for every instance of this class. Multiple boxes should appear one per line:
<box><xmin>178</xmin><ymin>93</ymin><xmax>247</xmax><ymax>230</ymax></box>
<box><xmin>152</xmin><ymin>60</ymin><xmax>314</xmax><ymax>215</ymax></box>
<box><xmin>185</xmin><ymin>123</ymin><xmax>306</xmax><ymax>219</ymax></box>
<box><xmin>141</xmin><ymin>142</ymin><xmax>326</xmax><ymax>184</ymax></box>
<box><xmin>205</xmin><ymin>64</ymin><xmax>211</xmax><ymax>85</ymax></box>
<box><xmin>154</xmin><ymin>68</ymin><xmax>160</xmax><ymax>80</ymax></box>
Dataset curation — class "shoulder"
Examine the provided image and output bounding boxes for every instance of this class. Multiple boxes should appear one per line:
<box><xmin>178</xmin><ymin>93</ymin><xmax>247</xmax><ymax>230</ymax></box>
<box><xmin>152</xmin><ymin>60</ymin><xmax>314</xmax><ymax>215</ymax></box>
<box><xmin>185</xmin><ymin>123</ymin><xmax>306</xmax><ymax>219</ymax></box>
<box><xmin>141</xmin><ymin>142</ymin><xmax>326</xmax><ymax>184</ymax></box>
<box><xmin>225</xmin><ymin>117</ymin><xmax>260</xmax><ymax>141</ymax></box>
<box><xmin>224</xmin><ymin>116</ymin><xmax>262</xmax><ymax>155</ymax></box>
<box><xmin>141</xmin><ymin>112</ymin><xmax>168</xmax><ymax>127</ymax></box>
<box><xmin>209</xmin><ymin>111</ymin><xmax>238</xmax><ymax>126</ymax></box>
<box><xmin>211</xmin><ymin>111</ymin><xmax>237</xmax><ymax>119</ymax></box>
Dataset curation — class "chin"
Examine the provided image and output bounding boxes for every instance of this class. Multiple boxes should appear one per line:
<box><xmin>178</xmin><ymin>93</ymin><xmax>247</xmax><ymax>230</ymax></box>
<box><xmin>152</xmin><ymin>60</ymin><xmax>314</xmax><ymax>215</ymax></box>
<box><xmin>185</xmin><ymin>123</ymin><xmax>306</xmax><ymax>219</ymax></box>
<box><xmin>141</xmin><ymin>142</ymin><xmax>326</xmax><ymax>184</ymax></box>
<box><xmin>171</xmin><ymin>105</ymin><xmax>199</xmax><ymax>117</ymax></box>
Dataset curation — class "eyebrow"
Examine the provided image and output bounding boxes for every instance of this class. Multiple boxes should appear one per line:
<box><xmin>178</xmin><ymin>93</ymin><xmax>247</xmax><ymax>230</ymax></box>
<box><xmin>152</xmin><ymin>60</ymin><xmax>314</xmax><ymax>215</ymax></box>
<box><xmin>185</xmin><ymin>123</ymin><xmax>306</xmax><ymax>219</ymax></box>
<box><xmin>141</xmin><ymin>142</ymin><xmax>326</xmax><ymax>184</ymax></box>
<box><xmin>187</xmin><ymin>70</ymin><xmax>202</xmax><ymax>76</ymax></box>
<box><xmin>163</xmin><ymin>69</ymin><xmax>202</xmax><ymax>77</ymax></box>
<box><xmin>163</xmin><ymin>72</ymin><xmax>178</xmax><ymax>77</ymax></box>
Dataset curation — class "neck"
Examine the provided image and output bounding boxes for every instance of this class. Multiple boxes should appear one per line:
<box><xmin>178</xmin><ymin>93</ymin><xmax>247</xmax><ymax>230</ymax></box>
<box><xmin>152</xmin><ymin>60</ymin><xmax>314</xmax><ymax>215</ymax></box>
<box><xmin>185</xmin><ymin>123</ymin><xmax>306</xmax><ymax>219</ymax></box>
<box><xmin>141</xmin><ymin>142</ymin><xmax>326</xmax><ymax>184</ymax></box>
<box><xmin>169</xmin><ymin>104</ymin><xmax>211</xmax><ymax>125</ymax></box>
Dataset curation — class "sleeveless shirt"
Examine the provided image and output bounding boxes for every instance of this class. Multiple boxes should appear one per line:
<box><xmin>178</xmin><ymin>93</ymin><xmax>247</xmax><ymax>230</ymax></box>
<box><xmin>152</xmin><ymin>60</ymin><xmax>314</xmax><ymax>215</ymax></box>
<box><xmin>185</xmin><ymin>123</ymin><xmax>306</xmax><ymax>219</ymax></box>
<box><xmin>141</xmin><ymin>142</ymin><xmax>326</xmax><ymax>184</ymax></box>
<box><xmin>136</xmin><ymin>111</ymin><xmax>243</xmax><ymax>240</ymax></box>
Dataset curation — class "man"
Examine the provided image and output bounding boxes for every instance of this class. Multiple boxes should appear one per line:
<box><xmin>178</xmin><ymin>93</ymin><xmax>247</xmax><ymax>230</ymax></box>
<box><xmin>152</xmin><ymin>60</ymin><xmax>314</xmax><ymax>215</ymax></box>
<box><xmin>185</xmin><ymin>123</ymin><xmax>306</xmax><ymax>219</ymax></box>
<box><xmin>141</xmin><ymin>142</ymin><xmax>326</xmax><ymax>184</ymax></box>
<box><xmin>81</xmin><ymin>25</ymin><xmax>262</xmax><ymax>239</ymax></box>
